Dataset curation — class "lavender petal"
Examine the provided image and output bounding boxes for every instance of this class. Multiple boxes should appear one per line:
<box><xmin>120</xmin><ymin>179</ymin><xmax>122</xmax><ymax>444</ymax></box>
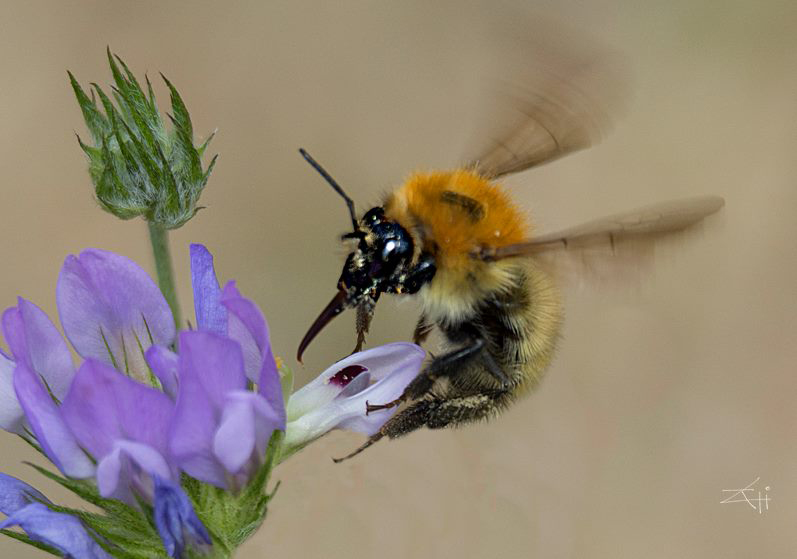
<box><xmin>145</xmin><ymin>345</ymin><xmax>179</xmax><ymax>399</ymax></box>
<box><xmin>0</xmin><ymin>352</ymin><xmax>24</xmax><ymax>433</ymax></box>
<box><xmin>169</xmin><ymin>331</ymin><xmax>247</xmax><ymax>487</ymax></box>
<box><xmin>0</xmin><ymin>473</ymin><xmax>50</xmax><ymax>515</ymax></box>
<box><xmin>13</xmin><ymin>362</ymin><xmax>94</xmax><ymax>479</ymax></box>
<box><xmin>61</xmin><ymin>359</ymin><xmax>174</xmax><ymax>461</ymax></box>
<box><xmin>212</xmin><ymin>391</ymin><xmax>282</xmax><ymax>474</ymax></box>
<box><xmin>190</xmin><ymin>244</ymin><xmax>227</xmax><ymax>335</ymax></box>
<box><xmin>221</xmin><ymin>281</ymin><xmax>285</xmax><ymax>425</ymax></box>
<box><xmin>0</xmin><ymin>502</ymin><xmax>111</xmax><ymax>559</ymax></box>
<box><xmin>2</xmin><ymin>299</ymin><xmax>75</xmax><ymax>401</ymax></box>
<box><xmin>96</xmin><ymin>440</ymin><xmax>173</xmax><ymax>503</ymax></box>
<box><xmin>56</xmin><ymin>249</ymin><xmax>175</xmax><ymax>379</ymax></box>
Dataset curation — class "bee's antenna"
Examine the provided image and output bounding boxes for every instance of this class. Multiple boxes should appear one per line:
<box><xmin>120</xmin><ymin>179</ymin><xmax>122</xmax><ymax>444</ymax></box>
<box><xmin>299</xmin><ymin>148</ymin><xmax>360</xmax><ymax>232</ymax></box>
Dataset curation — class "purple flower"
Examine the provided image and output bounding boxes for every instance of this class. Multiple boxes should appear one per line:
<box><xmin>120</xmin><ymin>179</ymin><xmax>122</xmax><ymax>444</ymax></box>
<box><xmin>0</xmin><ymin>241</ymin><xmax>425</xmax><ymax>557</ymax></box>
<box><xmin>284</xmin><ymin>343</ymin><xmax>425</xmax><ymax>452</ymax></box>
<box><xmin>0</xmin><ymin>473</ymin><xmax>111</xmax><ymax>559</ymax></box>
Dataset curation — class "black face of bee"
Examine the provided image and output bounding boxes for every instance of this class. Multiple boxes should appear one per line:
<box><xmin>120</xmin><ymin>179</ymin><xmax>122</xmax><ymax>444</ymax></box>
<box><xmin>338</xmin><ymin>207</ymin><xmax>416</xmax><ymax>304</ymax></box>
<box><xmin>297</xmin><ymin>206</ymin><xmax>437</xmax><ymax>361</ymax></box>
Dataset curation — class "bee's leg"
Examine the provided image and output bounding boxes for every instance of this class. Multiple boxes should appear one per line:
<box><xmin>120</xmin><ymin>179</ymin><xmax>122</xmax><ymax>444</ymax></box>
<box><xmin>332</xmin><ymin>432</ymin><xmax>384</xmax><ymax>463</ymax></box>
<box><xmin>351</xmin><ymin>302</ymin><xmax>373</xmax><ymax>354</ymax></box>
<box><xmin>334</xmin><ymin>390</ymin><xmax>510</xmax><ymax>462</ymax></box>
<box><xmin>365</xmin><ymin>338</ymin><xmax>486</xmax><ymax>414</ymax></box>
<box><xmin>333</xmin><ymin>400</ymin><xmax>436</xmax><ymax>462</ymax></box>
<box><xmin>385</xmin><ymin>389</ymin><xmax>510</xmax><ymax>438</ymax></box>
<box><xmin>412</xmin><ymin>312</ymin><xmax>434</xmax><ymax>346</ymax></box>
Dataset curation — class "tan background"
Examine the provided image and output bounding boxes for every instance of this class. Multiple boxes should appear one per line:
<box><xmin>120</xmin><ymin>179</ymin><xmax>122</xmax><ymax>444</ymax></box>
<box><xmin>1</xmin><ymin>1</ymin><xmax>796</xmax><ymax>557</ymax></box>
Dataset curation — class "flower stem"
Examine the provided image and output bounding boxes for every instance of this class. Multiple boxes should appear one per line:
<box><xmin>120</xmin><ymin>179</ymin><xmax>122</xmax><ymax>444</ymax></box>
<box><xmin>147</xmin><ymin>222</ymin><xmax>182</xmax><ymax>331</ymax></box>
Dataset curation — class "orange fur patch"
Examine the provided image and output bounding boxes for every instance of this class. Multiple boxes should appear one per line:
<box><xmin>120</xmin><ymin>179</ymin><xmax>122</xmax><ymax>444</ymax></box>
<box><xmin>385</xmin><ymin>169</ymin><xmax>529</xmax><ymax>268</ymax></box>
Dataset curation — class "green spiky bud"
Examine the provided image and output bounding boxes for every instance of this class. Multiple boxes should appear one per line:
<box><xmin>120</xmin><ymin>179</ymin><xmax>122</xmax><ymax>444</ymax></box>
<box><xmin>69</xmin><ymin>49</ymin><xmax>217</xmax><ymax>229</ymax></box>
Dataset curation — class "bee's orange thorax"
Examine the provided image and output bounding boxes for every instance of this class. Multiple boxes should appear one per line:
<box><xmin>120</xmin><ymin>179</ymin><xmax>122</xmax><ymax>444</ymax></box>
<box><xmin>384</xmin><ymin>169</ymin><xmax>529</xmax><ymax>268</ymax></box>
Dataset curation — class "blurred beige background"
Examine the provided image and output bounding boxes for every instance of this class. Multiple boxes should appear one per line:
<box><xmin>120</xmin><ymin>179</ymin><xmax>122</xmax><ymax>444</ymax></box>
<box><xmin>1</xmin><ymin>1</ymin><xmax>796</xmax><ymax>557</ymax></box>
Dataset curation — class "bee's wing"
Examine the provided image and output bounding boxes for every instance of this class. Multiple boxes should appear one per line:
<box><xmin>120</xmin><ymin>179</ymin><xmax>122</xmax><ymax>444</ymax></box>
<box><xmin>480</xmin><ymin>196</ymin><xmax>725</xmax><ymax>286</ymax></box>
<box><xmin>462</xmin><ymin>22</ymin><xmax>625</xmax><ymax>179</ymax></box>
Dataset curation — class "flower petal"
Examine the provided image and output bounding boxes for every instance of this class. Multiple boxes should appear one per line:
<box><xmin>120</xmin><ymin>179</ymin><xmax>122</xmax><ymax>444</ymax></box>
<box><xmin>145</xmin><ymin>345</ymin><xmax>179</xmax><ymax>399</ymax></box>
<box><xmin>220</xmin><ymin>281</ymin><xmax>285</xmax><ymax>425</ymax></box>
<box><xmin>56</xmin><ymin>249</ymin><xmax>175</xmax><ymax>379</ymax></box>
<box><xmin>61</xmin><ymin>359</ymin><xmax>174</xmax><ymax>461</ymax></box>
<box><xmin>284</xmin><ymin>343</ymin><xmax>424</xmax><ymax>448</ymax></box>
<box><xmin>190</xmin><ymin>244</ymin><xmax>227</xmax><ymax>335</ymax></box>
<box><xmin>0</xmin><ymin>502</ymin><xmax>111</xmax><ymax>559</ymax></box>
<box><xmin>96</xmin><ymin>440</ymin><xmax>173</xmax><ymax>503</ymax></box>
<box><xmin>0</xmin><ymin>473</ymin><xmax>50</xmax><ymax>515</ymax></box>
<box><xmin>153</xmin><ymin>476</ymin><xmax>211</xmax><ymax>558</ymax></box>
<box><xmin>212</xmin><ymin>391</ymin><xmax>282</xmax><ymax>475</ymax></box>
<box><xmin>287</xmin><ymin>343</ymin><xmax>424</xmax><ymax>420</ymax></box>
<box><xmin>169</xmin><ymin>331</ymin><xmax>246</xmax><ymax>487</ymax></box>
<box><xmin>2</xmin><ymin>299</ymin><xmax>75</xmax><ymax>401</ymax></box>
<box><xmin>13</xmin><ymin>362</ymin><xmax>95</xmax><ymax>479</ymax></box>
<box><xmin>0</xmin><ymin>352</ymin><xmax>24</xmax><ymax>434</ymax></box>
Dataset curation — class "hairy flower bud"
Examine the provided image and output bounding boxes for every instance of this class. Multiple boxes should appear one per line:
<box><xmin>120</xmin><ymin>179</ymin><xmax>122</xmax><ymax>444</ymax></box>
<box><xmin>69</xmin><ymin>49</ymin><xmax>217</xmax><ymax>229</ymax></box>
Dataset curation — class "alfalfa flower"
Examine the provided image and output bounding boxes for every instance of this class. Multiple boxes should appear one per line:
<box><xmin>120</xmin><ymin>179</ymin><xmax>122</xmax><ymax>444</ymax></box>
<box><xmin>0</xmin><ymin>243</ymin><xmax>424</xmax><ymax>558</ymax></box>
<box><xmin>282</xmin><ymin>343</ymin><xmax>425</xmax><ymax>459</ymax></box>
<box><xmin>0</xmin><ymin>246</ymin><xmax>280</xmax><ymax>557</ymax></box>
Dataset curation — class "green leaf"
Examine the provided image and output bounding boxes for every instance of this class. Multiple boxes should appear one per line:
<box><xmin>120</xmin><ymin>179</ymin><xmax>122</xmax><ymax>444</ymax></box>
<box><xmin>161</xmin><ymin>73</ymin><xmax>194</xmax><ymax>141</ymax></box>
<box><xmin>197</xmin><ymin>130</ymin><xmax>216</xmax><ymax>158</ymax></box>
<box><xmin>68</xmin><ymin>70</ymin><xmax>110</xmax><ymax>143</ymax></box>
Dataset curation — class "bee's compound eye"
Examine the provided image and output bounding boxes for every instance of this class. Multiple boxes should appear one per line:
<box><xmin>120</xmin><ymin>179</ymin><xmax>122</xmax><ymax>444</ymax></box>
<box><xmin>362</xmin><ymin>207</ymin><xmax>384</xmax><ymax>225</ymax></box>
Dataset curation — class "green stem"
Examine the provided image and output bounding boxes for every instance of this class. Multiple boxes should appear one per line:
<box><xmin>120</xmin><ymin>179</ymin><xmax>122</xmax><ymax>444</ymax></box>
<box><xmin>147</xmin><ymin>222</ymin><xmax>181</xmax><ymax>331</ymax></box>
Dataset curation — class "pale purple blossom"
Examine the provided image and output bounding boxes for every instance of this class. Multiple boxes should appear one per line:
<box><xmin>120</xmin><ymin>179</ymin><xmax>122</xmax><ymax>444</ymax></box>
<box><xmin>284</xmin><ymin>343</ymin><xmax>425</xmax><ymax>451</ymax></box>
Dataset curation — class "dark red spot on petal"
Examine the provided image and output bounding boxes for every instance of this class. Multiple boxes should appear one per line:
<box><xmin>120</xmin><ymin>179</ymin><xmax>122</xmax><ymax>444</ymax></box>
<box><xmin>329</xmin><ymin>365</ymin><xmax>367</xmax><ymax>387</ymax></box>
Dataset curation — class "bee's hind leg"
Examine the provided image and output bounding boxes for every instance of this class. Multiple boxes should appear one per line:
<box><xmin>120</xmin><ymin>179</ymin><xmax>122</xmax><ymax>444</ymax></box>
<box><xmin>382</xmin><ymin>389</ymin><xmax>511</xmax><ymax>438</ymax></box>
<box><xmin>335</xmin><ymin>389</ymin><xmax>511</xmax><ymax>463</ymax></box>
<box><xmin>333</xmin><ymin>399</ymin><xmax>439</xmax><ymax>462</ymax></box>
<box><xmin>365</xmin><ymin>337</ymin><xmax>486</xmax><ymax>414</ymax></box>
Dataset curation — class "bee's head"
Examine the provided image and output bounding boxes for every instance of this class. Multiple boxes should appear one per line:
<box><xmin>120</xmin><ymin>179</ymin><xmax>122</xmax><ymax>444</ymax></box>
<box><xmin>297</xmin><ymin>206</ymin><xmax>415</xmax><ymax>362</ymax></box>
<box><xmin>296</xmin><ymin>149</ymin><xmax>419</xmax><ymax>362</ymax></box>
<box><xmin>339</xmin><ymin>207</ymin><xmax>415</xmax><ymax>303</ymax></box>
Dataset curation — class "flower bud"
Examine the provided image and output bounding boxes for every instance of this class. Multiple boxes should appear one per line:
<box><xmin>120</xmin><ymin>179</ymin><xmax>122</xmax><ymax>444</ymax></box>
<box><xmin>69</xmin><ymin>49</ymin><xmax>217</xmax><ymax>229</ymax></box>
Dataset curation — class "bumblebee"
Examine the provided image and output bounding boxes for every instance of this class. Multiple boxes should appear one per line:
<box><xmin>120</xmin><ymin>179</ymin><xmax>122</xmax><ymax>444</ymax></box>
<box><xmin>296</xmin><ymin>45</ymin><xmax>723</xmax><ymax>461</ymax></box>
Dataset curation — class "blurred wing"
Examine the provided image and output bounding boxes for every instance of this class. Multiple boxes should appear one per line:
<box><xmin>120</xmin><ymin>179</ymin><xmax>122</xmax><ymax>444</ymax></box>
<box><xmin>463</xmin><ymin>21</ymin><xmax>626</xmax><ymax>179</ymax></box>
<box><xmin>479</xmin><ymin>196</ymin><xmax>725</xmax><ymax>286</ymax></box>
